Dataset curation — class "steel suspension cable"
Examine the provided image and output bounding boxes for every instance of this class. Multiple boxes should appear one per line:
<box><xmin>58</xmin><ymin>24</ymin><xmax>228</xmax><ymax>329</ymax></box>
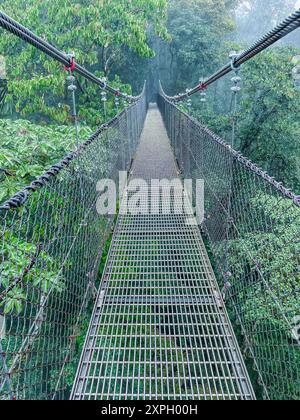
<box><xmin>0</xmin><ymin>10</ymin><xmax>140</xmax><ymax>101</ymax></box>
<box><xmin>164</xmin><ymin>8</ymin><xmax>300</xmax><ymax>102</ymax></box>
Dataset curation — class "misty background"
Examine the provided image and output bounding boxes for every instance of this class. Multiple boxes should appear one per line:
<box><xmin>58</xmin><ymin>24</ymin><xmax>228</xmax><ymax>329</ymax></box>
<box><xmin>1</xmin><ymin>0</ymin><xmax>300</xmax><ymax>200</ymax></box>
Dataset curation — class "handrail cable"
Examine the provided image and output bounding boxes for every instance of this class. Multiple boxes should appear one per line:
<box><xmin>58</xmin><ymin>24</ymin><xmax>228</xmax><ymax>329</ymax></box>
<box><xmin>0</xmin><ymin>10</ymin><xmax>140</xmax><ymax>101</ymax></box>
<box><xmin>165</xmin><ymin>8</ymin><xmax>300</xmax><ymax>102</ymax></box>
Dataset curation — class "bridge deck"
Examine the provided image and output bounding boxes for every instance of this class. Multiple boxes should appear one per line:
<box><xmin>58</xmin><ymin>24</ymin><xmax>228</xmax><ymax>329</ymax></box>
<box><xmin>71</xmin><ymin>105</ymin><xmax>254</xmax><ymax>400</ymax></box>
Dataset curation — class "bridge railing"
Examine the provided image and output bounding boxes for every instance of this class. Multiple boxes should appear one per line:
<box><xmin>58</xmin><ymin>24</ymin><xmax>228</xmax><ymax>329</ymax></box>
<box><xmin>158</xmin><ymin>92</ymin><xmax>300</xmax><ymax>400</ymax></box>
<box><xmin>0</xmin><ymin>88</ymin><xmax>147</xmax><ymax>400</ymax></box>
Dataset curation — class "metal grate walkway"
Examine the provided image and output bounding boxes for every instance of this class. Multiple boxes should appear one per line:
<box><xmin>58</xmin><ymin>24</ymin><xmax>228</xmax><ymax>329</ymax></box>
<box><xmin>71</xmin><ymin>105</ymin><xmax>255</xmax><ymax>400</ymax></box>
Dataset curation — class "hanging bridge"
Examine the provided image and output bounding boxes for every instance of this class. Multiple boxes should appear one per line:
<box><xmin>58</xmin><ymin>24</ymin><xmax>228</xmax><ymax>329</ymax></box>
<box><xmin>0</xmin><ymin>10</ymin><xmax>300</xmax><ymax>401</ymax></box>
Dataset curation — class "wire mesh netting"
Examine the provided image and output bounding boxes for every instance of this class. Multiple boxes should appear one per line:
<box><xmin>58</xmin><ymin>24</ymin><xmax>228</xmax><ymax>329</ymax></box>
<box><xmin>158</xmin><ymin>93</ymin><xmax>300</xmax><ymax>400</ymax></box>
<box><xmin>71</xmin><ymin>105</ymin><xmax>254</xmax><ymax>400</ymax></box>
<box><xmin>0</xmin><ymin>79</ymin><xmax>7</xmax><ymax>113</ymax></box>
<box><xmin>0</xmin><ymin>91</ymin><xmax>147</xmax><ymax>400</ymax></box>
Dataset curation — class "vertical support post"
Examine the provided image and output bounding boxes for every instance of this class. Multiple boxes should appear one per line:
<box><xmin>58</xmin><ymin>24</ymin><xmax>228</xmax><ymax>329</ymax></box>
<box><xmin>223</xmin><ymin>51</ymin><xmax>242</xmax><ymax>300</ymax></box>
<box><xmin>101</xmin><ymin>91</ymin><xmax>107</xmax><ymax>120</ymax></box>
<box><xmin>67</xmin><ymin>74</ymin><xmax>80</xmax><ymax>150</ymax></box>
<box><xmin>0</xmin><ymin>315</ymin><xmax>5</xmax><ymax>340</ymax></box>
<box><xmin>65</xmin><ymin>52</ymin><xmax>85</xmax><ymax>204</ymax></box>
<box><xmin>186</xmin><ymin>117</ymin><xmax>191</xmax><ymax>179</ymax></box>
<box><xmin>229</xmin><ymin>51</ymin><xmax>241</xmax><ymax>149</ymax></box>
<box><xmin>0</xmin><ymin>315</ymin><xmax>14</xmax><ymax>399</ymax></box>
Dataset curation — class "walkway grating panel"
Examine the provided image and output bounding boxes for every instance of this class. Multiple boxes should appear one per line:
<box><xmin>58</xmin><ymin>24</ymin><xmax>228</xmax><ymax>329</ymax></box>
<box><xmin>71</xmin><ymin>105</ymin><xmax>255</xmax><ymax>400</ymax></box>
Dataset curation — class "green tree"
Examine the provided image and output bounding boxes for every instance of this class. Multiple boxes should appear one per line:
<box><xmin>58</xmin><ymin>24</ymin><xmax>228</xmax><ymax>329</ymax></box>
<box><xmin>238</xmin><ymin>48</ymin><xmax>300</xmax><ymax>192</ymax></box>
<box><xmin>226</xmin><ymin>193</ymin><xmax>300</xmax><ymax>399</ymax></box>
<box><xmin>0</xmin><ymin>0</ymin><xmax>168</xmax><ymax>123</ymax></box>
<box><xmin>196</xmin><ymin>48</ymin><xmax>300</xmax><ymax>193</ymax></box>
<box><xmin>236</xmin><ymin>0</ymin><xmax>296</xmax><ymax>44</ymax></box>
<box><xmin>0</xmin><ymin>118</ymin><xmax>94</xmax><ymax>202</ymax></box>
<box><xmin>159</xmin><ymin>0</ymin><xmax>237</xmax><ymax>94</ymax></box>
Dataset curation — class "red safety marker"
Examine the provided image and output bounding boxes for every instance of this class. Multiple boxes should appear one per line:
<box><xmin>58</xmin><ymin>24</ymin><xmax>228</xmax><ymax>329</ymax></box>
<box><xmin>198</xmin><ymin>81</ymin><xmax>207</xmax><ymax>91</ymax></box>
<box><xmin>64</xmin><ymin>56</ymin><xmax>75</xmax><ymax>72</ymax></box>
